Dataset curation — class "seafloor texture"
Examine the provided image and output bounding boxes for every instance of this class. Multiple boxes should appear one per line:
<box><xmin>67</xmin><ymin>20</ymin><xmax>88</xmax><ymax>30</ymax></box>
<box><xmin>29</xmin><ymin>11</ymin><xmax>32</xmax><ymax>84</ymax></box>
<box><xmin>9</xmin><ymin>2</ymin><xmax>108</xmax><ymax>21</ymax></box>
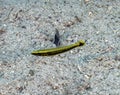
<box><xmin>0</xmin><ymin>0</ymin><xmax>120</xmax><ymax>95</ymax></box>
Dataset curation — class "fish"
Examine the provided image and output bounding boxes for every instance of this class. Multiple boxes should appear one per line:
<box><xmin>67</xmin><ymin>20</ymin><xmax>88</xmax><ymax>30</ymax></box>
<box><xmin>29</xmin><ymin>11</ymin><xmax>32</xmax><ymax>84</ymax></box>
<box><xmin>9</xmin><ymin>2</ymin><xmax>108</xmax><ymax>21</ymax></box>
<box><xmin>31</xmin><ymin>40</ymin><xmax>85</xmax><ymax>56</ymax></box>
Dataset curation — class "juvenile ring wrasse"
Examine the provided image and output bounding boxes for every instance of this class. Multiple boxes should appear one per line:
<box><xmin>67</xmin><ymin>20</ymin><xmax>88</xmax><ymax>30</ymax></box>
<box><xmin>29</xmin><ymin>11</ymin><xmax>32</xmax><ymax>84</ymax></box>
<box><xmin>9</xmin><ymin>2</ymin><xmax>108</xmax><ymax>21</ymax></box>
<box><xmin>31</xmin><ymin>40</ymin><xmax>85</xmax><ymax>56</ymax></box>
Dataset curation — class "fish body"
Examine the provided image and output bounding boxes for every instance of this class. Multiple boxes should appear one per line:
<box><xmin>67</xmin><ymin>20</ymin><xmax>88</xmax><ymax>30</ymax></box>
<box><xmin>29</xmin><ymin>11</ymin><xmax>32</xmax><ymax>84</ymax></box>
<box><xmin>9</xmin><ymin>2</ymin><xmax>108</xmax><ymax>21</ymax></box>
<box><xmin>31</xmin><ymin>40</ymin><xmax>85</xmax><ymax>56</ymax></box>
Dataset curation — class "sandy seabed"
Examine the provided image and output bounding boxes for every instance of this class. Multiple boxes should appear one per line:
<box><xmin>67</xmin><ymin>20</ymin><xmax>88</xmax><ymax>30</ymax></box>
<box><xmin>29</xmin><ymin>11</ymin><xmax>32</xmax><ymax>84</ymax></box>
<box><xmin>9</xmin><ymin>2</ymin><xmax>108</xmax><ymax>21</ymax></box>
<box><xmin>0</xmin><ymin>0</ymin><xmax>120</xmax><ymax>95</ymax></box>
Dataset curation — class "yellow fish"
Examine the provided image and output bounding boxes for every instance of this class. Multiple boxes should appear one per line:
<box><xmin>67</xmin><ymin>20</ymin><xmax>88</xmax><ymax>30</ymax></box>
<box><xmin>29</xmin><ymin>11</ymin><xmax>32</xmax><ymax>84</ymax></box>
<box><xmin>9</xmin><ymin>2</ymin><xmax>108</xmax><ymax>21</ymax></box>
<box><xmin>31</xmin><ymin>40</ymin><xmax>85</xmax><ymax>56</ymax></box>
